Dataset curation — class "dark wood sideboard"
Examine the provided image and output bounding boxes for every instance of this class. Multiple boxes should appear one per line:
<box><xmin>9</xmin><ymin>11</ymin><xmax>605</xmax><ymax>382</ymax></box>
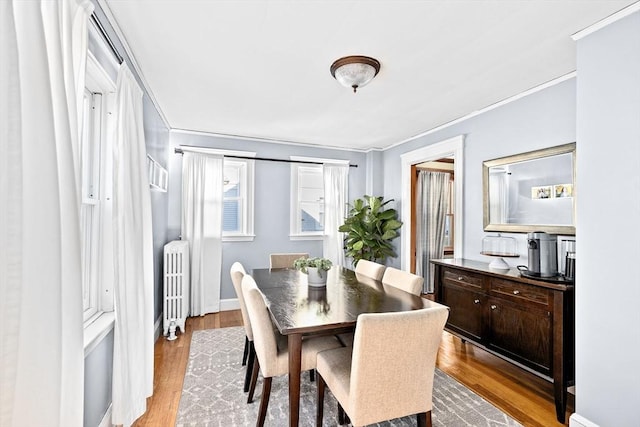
<box><xmin>431</xmin><ymin>258</ymin><xmax>575</xmax><ymax>423</ymax></box>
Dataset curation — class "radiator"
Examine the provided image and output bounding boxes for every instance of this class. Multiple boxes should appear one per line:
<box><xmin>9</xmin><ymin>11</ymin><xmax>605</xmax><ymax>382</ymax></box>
<box><xmin>163</xmin><ymin>240</ymin><xmax>190</xmax><ymax>339</ymax></box>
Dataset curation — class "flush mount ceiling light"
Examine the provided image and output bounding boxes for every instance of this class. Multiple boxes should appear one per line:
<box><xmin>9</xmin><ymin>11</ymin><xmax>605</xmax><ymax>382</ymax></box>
<box><xmin>330</xmin><ymin>55</ymin><xmax>380</xmax><ymax>93</ymax></box>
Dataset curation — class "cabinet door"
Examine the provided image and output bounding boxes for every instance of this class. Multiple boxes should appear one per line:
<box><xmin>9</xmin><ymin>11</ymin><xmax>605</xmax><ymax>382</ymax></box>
<box><xmin>442</xmin><ymin>283</ymin><xmax>485</xmax><ymax>342</ymax></box>
<box><xmin>487</xmin><ymin>297</ymin><xmax>552</xmax><ymax>375</ymax></box>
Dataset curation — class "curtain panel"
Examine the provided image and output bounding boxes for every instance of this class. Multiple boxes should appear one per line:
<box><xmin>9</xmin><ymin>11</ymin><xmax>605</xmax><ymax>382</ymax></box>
<box><xmin>181</xmin><ymin>152</ymin><xmax>223</xmax><ymax>316</ymax></box>
<box><xmin>111</xmin><ymin>63</ymin><xmax>155</xmax><ymax>427</ymax></box>
<box><xmin>0</xmin><ymin>1</ymin><xmax>92</xmax><ymax>425</ymax></box>
<box><xmin>322</xmin><ymin>164</ymin><xmax>349</xmax><ymax>267</ymax></box>
<box><xmin>415</xmin><ymin>171</ymin><xmax>451</xmax><ymax>293</ymax></box>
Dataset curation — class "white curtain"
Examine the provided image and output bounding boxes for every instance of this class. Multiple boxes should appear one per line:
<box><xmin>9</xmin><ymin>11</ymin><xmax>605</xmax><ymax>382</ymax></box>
<box><xmin>0</xmin><ymin>1</ymin><xmax>92</xmax><ymax>426</ymax></box>
<box><xmin>323</xmin><ymin>164</ymin><xmax>349</xmax><ymax>266</ymax></box>
<box><xmin>111</xmin><ymin>63</ymin><xmax>155</xmax><ymax>426</ymax></box>
<box><xmin>415</xmin><ymin>171</ymin><xmax>451</xmax><ymax>293</ymax></box>
<box><xmin>181</xmin><ymin>152</ymin><xmax>224</xmax><ymax>316</ymax></box>
<box><xmin>489</xmin><ymin>170</ymin><xmax>508</xmax><ymax>223</ymax></box>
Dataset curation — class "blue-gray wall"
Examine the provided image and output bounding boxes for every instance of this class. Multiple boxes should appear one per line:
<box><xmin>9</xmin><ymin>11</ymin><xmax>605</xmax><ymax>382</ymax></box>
<box><xmin>381</xmin><ymin>78</ymin><xmax>577</xmax><ymax>269</ymax></box>
<box><xmin>168</xmin><ymin>132</ymin><xmax>368</xmax><ymax>300</ymax></box>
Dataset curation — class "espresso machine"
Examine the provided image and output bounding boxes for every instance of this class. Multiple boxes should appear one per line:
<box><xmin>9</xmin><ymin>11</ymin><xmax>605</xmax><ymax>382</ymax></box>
<box><xmin>524</xmin><ymin>232</ymin><xmax>558</xmax><ymax>278</ymax></box>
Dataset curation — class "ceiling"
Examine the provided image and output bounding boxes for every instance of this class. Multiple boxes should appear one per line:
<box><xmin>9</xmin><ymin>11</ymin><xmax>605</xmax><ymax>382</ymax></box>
<box><xmin>102</xmin><ymin>0</ymin><xmax>636</xmax><ymax>151</ymax></box>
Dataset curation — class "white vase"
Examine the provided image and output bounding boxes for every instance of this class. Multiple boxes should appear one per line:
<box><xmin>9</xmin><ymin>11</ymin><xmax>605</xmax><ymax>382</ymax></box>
<box><xmin>306</xmin><ymin>267</ymin><xmax>327</xmax><ymax>287</ymax></box>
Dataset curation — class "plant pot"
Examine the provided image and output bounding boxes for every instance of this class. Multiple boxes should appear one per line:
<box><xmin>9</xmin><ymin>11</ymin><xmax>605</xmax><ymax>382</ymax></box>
<box><xmin>306</xmin><ymin>267</ymin><xmax>327</xmax><ymax>287</ymax></box>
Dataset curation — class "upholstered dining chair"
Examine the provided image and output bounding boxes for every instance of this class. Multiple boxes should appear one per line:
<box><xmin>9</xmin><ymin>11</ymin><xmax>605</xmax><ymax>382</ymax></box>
<box><xmin>269</xmin><ymin>252</ymin><xmax>309</xmax><ymax>269</ymax></box>
<box><xmin>382</xmin><ymin>266</ymin><xmax>424</xmax><ymax>296</ymax></box>
<box><xmin>354</xmin><ymin>259</ymin><xmax>386</xmax><ymax>281</ymax></box>
<box><xmin>241</xmin><ymin>274</ymin><xmax>342</xmax><ymax>426</ymax></box>
<box><xmin>316</xmin><ymin>306</ymin><xmax>450</xmax><ymax>427</ymax></box>
<box><xmin>230</xmin><ymin>262</ymin><xmax>255</xmax><ymax>393</ymax></box>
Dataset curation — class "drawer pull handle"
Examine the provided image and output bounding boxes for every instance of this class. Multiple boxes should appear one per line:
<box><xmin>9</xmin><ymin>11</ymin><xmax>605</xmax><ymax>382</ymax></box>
<box><xmin>491</xmin><ymin>305</ymin><xmax>497</xmax><ymax>310</ymax></box>
<box><xmin>513</xmin><ymin>290</ymin><xmax>520</xmax><ymax>295</ymax></box>
<box><xmin>474</xmin><ymin>299</ymin><xmax>480</xmax><ymax>304</ymax></box>
<box><xmin>457</xmin><ymin>276</ymin><xmax>464</xmax><ymax>281</ymax></box>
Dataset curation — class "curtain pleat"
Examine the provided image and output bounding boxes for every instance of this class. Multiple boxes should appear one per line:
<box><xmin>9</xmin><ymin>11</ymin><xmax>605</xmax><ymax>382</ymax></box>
<box><xmin>0</xmin><ymin>1</ymin><xmax>92</xmax><ymax>425</ymax></box>
<box><xmin>111</xmin><ymin>63</ymin><xmax>155</xmax><ymax>426</ymax></box>
<box><xmin>322</xmin><ymin>164</ymin><xmax>349</xmax><ymax>266</ymax></box>
<box><xmin>415</xmin><ymin>171</ymin><xmax>450</xmax><ymax>293</ymax></box>
<box><xmin>181</xmin><ymin>152</ymin><xmax>223</xmax><ymax>316</ymax></box>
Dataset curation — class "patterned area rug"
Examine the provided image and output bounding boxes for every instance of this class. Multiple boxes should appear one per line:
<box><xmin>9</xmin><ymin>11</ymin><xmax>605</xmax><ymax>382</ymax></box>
<box><xmin>176</xmin><ymin>327</ymin><xmax>522</xmax><ymax>426</ymax></box>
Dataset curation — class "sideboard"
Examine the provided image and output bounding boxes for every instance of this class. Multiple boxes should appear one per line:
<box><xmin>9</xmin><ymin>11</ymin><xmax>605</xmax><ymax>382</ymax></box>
<box><xmin>431</xmin><ymin>258</ymin><xmax>574</xmax><ymax>423</ymax></box>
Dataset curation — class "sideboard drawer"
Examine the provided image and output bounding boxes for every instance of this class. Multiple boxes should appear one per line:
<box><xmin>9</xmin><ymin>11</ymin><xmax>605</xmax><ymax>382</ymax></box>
<box><xmin>490</xmin><ymin>278</ymin><xmax>550</xmax><ymax>307</ymax></box>
<box><xmin>442</xmin><ymin>268</ymin><xmax>484</xmax><ymax>290</ymax></box>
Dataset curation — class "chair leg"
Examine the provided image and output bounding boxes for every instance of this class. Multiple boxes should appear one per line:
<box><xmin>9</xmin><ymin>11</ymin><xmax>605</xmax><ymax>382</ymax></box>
<box><xmin>244</xmin><ymin>341</ymin><xmax>255</xmax><ymax>392</ymax></box>
<box><xmin>309</xmin><ymin>369</ymin><xmax>315</xmax><ymax>382</ymax></box>
<box><xmin>337</xmin><ymin>403</ymin><xmax>346</xmax><ymax>425</ymax></box>
<box><xmin>247</xmin><ymin>356</ymin><xmax>260</xmax><ymax>404</ymax></box>
<box><xmin>242</xmin><ymin>336</ymin><xmax>249</xmax><ymax>366</ymax></box>
<box><xmin>417</xmin><ymin>411</ymin><xmax>432</xmax><ymax>427</ymax></box>
<box><xmin>316</xmin><ymin>373</ymin><xmax>325</xmax><ymax>427</ymax></box>
<box><xmin>256</xmin><ymin>376</ymin><xmax>272</xmax><ymax>427</ymax></box>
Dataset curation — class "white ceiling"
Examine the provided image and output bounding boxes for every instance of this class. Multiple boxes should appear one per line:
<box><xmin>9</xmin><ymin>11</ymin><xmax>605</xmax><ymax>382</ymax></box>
<box><xmin>102</xmin><ymin>0</ymin><xmax>636</xmax><ymax>151</ymax></box>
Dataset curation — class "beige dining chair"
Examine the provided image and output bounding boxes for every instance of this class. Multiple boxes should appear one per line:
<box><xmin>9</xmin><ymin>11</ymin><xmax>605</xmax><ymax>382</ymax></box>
<box><xmin>230</xmin><ymin>262</ymin><xmax>255</xmax><ymax>393</ymax></box>
<box><xmin>241</xmin><ymin>274</ymin><xmax>342</xmax><ymax>426</ymax></box>
<box><xmin>316</xmin><ymin>306</ymin><xmax>450</xmax><ymax>427</ymax></box>
<box><xmin>354</xmin><ymin>259</ymin><xmax>386</xmax><ymax>281</ymax></box>
<box><xmin>381</xmin><ymin>266</ymin><xmax>424</xmax><ymax>296</ymax></box>
<box><xmin>269</xmin><ymin>252</ymin><xmax>309</xmax><ymax>269</ymax></box>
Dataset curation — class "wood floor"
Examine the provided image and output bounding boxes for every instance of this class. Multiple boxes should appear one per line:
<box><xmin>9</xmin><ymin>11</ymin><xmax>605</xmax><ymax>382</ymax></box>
<box><xmin>132</xmin><ymin>310</ymin><xmax>573</xmax><ymax>427</ymax></box>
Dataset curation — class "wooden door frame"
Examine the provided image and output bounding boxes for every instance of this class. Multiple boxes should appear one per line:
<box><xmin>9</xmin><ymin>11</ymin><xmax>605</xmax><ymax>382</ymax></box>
<box><xmin>400</xmin><ymin>135</ymin><xmax>464</xmax><ymax>273</ymax></box>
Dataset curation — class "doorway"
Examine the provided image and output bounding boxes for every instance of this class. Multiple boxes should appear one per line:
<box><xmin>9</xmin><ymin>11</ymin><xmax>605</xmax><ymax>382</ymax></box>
<box><xmin>400</xmin><ymin>135</ymin><xmax>464</xmax><ymax>280</ymax></box>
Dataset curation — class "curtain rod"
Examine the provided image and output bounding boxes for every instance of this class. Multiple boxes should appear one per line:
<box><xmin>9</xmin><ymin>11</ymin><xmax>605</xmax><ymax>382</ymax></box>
<box><xmin>90</xmin><ymin>13</ymin><xmax>123</xmax><ymax>65</ymax></box>
<box><xmin>174</xmin><ymin>147</ymin><xmax>357</xmax><ymax>168</ymax></box>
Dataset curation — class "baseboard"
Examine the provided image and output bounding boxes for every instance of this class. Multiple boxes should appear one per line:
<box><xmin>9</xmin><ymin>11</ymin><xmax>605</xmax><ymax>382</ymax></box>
<box><xmin>570</xmin><ymin>413</ymin><xmax>600</xmax><ymax>427</ymax></box>
<box><xmin>98</xmin><ymin>403</ymin><xmax>112</xmax><ymax>427</ymax></box>
<box><xmin>220</xmin><ymin>298</ymin><xmax>240</xmax><ymax>312</ymax></box>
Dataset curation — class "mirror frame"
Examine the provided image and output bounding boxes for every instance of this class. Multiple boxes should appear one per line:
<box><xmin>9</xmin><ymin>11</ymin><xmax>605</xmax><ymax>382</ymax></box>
<box><xmin>482</xmin><ymin>142</ymin><xmax>576</xmax><ymax>235</ymax></box>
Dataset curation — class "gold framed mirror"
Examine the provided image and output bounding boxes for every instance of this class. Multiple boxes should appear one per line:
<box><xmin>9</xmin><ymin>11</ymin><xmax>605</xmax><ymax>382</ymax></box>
<box><xmin>482</xmin><ymin>142</ymin><xmax>576</xmax><ymax>235</ymax></box>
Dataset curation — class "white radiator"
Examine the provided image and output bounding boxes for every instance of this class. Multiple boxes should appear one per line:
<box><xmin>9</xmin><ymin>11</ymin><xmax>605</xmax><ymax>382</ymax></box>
<box><xmin>163</xmin><ymin>240</ymin><xmax>190</xmax><ymax>339</ymax></box>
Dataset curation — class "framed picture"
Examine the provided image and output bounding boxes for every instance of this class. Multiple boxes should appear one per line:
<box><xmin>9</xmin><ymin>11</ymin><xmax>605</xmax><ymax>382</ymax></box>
<box><xmin>531</xmin><ymin>185</ymin><xmax>552</xmax><ymax>199</ymax></box>
<box><xmin>554</xmin><ymin>184</ymin><xmax>573</xmax><ymax>198</ymax></box>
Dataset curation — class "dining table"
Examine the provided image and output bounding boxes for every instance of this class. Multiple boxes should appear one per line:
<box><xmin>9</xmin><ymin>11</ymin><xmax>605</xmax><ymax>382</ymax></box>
<box><xmin>251</xmin><ymin>265</ymin><xmax>447</xmax><ymax>427</ymax></box>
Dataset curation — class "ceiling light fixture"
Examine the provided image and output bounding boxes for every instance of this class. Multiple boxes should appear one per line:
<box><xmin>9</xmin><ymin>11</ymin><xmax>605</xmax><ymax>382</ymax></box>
<box><xmin>330</xmin><ymin>55</ymin><xmax>380</xmax><ymax>93</ymax></box>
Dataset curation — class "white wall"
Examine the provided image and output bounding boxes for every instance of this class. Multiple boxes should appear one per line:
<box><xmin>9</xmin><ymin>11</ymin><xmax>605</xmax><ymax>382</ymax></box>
<box><xmin>574</xmin><ymin>10</ymin><xmax>640</xmax><ymax>427</ymax></box>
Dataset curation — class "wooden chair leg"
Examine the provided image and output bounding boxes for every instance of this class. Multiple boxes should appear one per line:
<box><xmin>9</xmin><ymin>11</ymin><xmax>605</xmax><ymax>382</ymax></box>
<box><xmin>337</xmin><ymin>403</ymin><xmax>346</xmax><ymax>425</ymax></box>
<box><xmin>316</xmin><ymin>373</ymin><xmax>325</xmax><ymax>427</ymax></box>
<box><xmin>247</xmin><ymin>356</ymin><xmax>260</xmax><ymax>404</ymax></box>
<box><xmin>256</xmin><ymin>376</ymin><xmax>272</xmax><ymax>427</ymax></box>
<box><xmin>242</xmin><ymin>336</ymin><xmax>249</xmax><ymax>366</ymax></box>
<box><xmin>244</xmin><ymin>341</ymin><xmax>255</xmax><ymax>392</ymax></box>
<box><xmin>309</xmin><ymin>369</ymin><xmax>315</xmax><ymax>382</ymax></box>
<box><xmin>417</xmin><ymin>411</ymin><xmax>432</xmax><ymax>427</ymax></box>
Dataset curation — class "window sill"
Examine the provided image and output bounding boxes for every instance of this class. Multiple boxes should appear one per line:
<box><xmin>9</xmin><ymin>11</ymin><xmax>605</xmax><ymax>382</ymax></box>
<box><xmin>289</xmin><ymin>234</ymin><xmax>324</xmax><ymax>241</ymax></box>
<box><xmin>84</xmin><ymin>311</ymin><xmax>115</xmax><ymax>356</ymax></box>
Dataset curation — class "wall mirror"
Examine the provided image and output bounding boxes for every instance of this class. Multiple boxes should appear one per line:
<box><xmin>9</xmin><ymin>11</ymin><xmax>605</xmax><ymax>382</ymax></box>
<box><xmin>483</xmin><ymin>142</ymin><xmax>576</xmax><ymax>235</ymax></box>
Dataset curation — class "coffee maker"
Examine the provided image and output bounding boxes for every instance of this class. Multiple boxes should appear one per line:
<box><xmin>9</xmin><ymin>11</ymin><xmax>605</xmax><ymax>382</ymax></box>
<box><xmin>526</xmin><ymin>232</ymin><xmax>557</xmax><ymax>277</ymax></box>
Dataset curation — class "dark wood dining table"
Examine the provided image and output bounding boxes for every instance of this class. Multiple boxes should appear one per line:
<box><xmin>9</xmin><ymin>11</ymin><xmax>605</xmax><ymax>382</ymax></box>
<box><xmin>251</xmin><ymin>266</ymin><xmax>447</xmax><ymax>427</ymax></box>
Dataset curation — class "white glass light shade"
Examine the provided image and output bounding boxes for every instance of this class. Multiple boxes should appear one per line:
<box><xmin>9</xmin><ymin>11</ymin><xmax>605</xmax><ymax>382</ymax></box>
<box><xmin>330</xmin><ymin>56</ymin><xmax>380</xmax><ymax>93</ymax></box>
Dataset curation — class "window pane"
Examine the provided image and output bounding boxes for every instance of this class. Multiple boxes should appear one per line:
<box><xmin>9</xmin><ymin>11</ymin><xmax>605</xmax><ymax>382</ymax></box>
<box><xmin>300</xmin><ymin>201</ymin><xmax>324</xmax><ymax>232</ymax></box>
<box><xmin>223</xmin><ymin>199</ymin><xmax>240</xmax><ymax>232</ymax></box>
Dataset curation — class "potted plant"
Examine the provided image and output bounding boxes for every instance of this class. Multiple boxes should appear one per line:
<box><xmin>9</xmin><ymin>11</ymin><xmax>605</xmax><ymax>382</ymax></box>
<box><xmin>293</xmin><ymin>256</ymin><xmax>333</xmax><ymax>286</ymax></box>
<box><xmin>339</xmin><ymin>195</ymin><xmax>403</xmax><ymax>266</ymax></box>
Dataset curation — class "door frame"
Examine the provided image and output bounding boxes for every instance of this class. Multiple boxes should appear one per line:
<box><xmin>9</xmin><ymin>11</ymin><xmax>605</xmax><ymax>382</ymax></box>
<box><xmin>400</xmin><ymin>135</ymin><xmax>464</xmax><ymax>272</ymax></box>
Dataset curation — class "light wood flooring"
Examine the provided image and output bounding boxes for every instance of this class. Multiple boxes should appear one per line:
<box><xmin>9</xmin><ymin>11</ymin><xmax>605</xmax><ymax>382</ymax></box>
<box><xmin>132</xmin><ymin>310</ymin><xmax>573</xmax><ymax>427</ymax></box>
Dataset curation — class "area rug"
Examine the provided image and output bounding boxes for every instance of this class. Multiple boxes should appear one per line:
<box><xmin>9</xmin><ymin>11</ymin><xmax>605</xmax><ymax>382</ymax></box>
<box><xmin>176</xmin><ymin>327</ymin><xmax>522</xmax><ymax>426</ymax></box>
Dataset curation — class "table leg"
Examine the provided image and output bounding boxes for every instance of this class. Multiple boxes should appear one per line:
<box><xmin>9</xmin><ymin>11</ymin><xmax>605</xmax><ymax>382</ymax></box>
<box><xmin>288</xmin><ymin>333</ymin><xmax>302</xmax><ymax>427</ymax></box>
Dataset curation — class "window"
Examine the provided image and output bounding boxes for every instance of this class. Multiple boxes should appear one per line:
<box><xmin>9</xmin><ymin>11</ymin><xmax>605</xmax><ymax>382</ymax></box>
<box><xmin>81</xmin><ymin>50</ymin><xmax>115</xmax><ymax>325</ymax></box>
<box><xmin>290</xmin><ymin>163</ymin><xmax>325</xmax><ymax>239</ymax></box>
<box><xmin>222</xmin><ymin>158</ymin><xmax>255</xmax><ymax>241</ymax></box>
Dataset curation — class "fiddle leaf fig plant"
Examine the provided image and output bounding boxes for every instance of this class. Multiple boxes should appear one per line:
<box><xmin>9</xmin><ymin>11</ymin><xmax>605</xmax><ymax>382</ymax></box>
<box><xmin>338</xmin><ymin>195</ymin><xmax>403</xmax><ymax>265</ymax></box>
